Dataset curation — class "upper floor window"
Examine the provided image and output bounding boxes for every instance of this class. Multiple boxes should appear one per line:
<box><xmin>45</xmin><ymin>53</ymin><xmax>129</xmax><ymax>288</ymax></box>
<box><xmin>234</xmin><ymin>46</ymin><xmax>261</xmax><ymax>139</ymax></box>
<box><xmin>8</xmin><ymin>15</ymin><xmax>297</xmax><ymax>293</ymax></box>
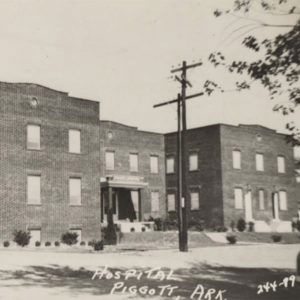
<box><xmin>69</xmin><ymin>178</ymin><xmax>81</xmax><ymax>205</ymax></box>
<box><xmin>190</xmin><ymin>192</ymin><xmax>199</xmax><ymax>210</ymax></box>
<box><xmin>150</xmin><ymin>155</ymin><xmax>158</xmax><ymax>174</ymax></box>
<box><xmin>258</xmin><ymin>189</ymin><xmax>265</xmax><ymax>210</ymax></box>
<box><xmin>277</xmin><ymin>156</ymin><xmax>286</xmax><ymax>173</ymax></box>
<box><xmin>234</xmin><ymin>188</ymin><xmax>243</xmax><ymax>209</ymax></box>
<box><xmin>167</xmin><ymin>193</ymin><xmax>175</xmax><ymax>212</ymax></box>
<box><xmin>27</xmin><ymin>124</ymin><xmax>40</xmax><ymax>150</ymax></box>
<box><xmin>232</xmin><ymin>150</ymin><xmax>241</xmax><ymax>169</ymax></box>
<box><xmin>294</xmin><ymin>146</ymin><xmax>300</xmax><ymax>160</ymax></box>
<box><xmin>69</xmin><ymin>129</ymin><xmax>81</xmax><ymax>153</ymax></box>
<box><xmin>279</xmin><ymin>190</ymin><xmax>287</xmax><ymax>211</ymax></box>
<box><xmin>105</xmin><ymin>151</ymin><xmax>115</xmax><ymax>170</ymax></box>
<box><xmin>256</xmin><ymin>153</ymin><xmax>264</xmax><ymax>171</ymax></box>
<box><xmin>189</xmin><ymin>153</ymin><xmax>198</xmax><ymax>171</ymax></box>
<box><xmin>166</xmin><ymin>157</ymin><xmax>175</xmax><ymax>174</ymax></box>
<box><xmin>27</xmin><ymin>175</ymin><xmax>41</xmax><ymax>205</ymax></box>
<box><xmin>151</xmin><ymin>191</ymin><xmax>159</xmax><ymax>212</ymax></box>
<box><xmin>129</xmin><ymin>153</ymin><xmax>138</xmax><ymax>172</ymax></box>
<box><xmin>296</xmin><ymin>169</ymin><xmax>300</xmax><ymax>183</ymax></box>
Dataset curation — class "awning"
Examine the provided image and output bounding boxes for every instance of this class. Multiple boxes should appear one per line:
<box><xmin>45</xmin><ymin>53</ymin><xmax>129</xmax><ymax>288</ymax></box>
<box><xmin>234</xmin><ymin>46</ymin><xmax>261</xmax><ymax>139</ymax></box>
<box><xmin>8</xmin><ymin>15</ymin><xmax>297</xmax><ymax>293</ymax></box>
<box><xmin>100</xmin><ymin>175</ymin><xmax>148</xmax><ymax>189</ymax></box>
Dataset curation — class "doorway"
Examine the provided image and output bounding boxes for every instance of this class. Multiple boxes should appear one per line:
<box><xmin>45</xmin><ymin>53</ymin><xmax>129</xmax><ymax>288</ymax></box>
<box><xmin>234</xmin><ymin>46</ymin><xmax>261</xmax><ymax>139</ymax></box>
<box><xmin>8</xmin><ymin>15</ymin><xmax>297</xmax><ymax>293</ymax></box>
<box><xmin>244</xmin><ymin>191</ymin><xmax>253</xmax><ymax>221</ymax></box>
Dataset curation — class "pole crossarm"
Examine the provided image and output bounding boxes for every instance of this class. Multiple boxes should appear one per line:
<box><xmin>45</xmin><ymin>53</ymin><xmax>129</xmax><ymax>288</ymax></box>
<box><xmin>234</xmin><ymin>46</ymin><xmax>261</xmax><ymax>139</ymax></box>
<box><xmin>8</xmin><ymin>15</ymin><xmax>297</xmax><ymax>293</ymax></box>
<box><xmin>153</xmin><ymin>91</ymin><xmax>204</xmax><ymax>108</ymax></box>
<box><xmin>171</xmin><ymin>61</ymin><xmax>202</xmax><ymax>73</ymax></box>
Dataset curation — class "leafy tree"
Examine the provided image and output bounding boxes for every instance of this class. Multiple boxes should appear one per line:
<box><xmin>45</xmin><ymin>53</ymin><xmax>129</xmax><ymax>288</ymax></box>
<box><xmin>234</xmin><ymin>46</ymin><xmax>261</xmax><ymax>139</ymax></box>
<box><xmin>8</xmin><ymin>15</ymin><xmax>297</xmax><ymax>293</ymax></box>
<box><xmin>210</xmin><ymin>0</ymin><xmax>300</xmax><ymax>144</ymax></box>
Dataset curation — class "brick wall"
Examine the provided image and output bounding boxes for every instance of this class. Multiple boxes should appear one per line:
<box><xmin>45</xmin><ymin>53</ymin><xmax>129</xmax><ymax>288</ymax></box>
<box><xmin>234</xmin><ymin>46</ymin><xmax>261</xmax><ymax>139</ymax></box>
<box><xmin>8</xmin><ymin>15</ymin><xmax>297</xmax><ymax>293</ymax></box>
<box><xmin>220</xmin><ymin>124</ymin><xmax>298</xmax><ymax>226</ymax></box>
<box><xmin>0</xmin><ymin>82</ymin><xmax>101</xmax><ymax>243</ymax></box>
<box><xmin>164</xmin><ymin>125</ymin><xmax>224</xmax><ymax>227</ymax></box>
<box><xmin>100</xmin><ymin>121</ymin><xmax>166</xmax><ymax>220</ymax></box>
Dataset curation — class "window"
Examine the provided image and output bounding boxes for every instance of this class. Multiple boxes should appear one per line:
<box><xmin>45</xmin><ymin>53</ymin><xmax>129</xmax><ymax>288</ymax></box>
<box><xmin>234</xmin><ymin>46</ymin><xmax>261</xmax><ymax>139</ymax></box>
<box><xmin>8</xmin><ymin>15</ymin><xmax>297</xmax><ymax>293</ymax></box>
<box><xmin>27</xmin><ymin>124</ymin><xmax>40</xmax><ymax>150</ymax></box>
<box><xmin>234</xmin><ymin>188</ymin><xmax>243</xmax><ymax>209</ymax></box>
<box><xmin>258</xmin><ymin>189</ymin><xmax>265</xmax><ymax>210</ymax></box>
<box><xmin>69</xmin><ymin>229</ymin><xmax>82</xmax><ymax>243</ymax></box>
<box><xmin>69</xmin><ymin>129</ymin><xmax>81</xmax><ymax>153</ymax></box>
<box><xmin>105</xmin><ymin>151</ymin><xmax>115</xmax><ymax>170</ymax></box>
<box><xmin>130</xmin><ymin>153</ymin><xmax>138</xmax><ymax>172</ymax></box>
<box><xmin>131</xmin><ymin>191</ymin><xmax>139</xmax><ymax>213</ymax></box>
<box><xmin>150</xmin><ymin>155</ymin><xmax>158</xmax><ymax>174</ymax></box>
<box><xmin>277</xmin><ymin>156</ymin><xmax>286</xmax><ymax>173</ymax></box>
<box><xmin>189</xmin><ymin>153</ymin><xmax>198</xmax><ymax>171</ymax></box>
<box><xmin>296</xmin><ymin>169</ymin><xmax>300</xmax><ymax>183</ymax></box>
<box><xmin>279</xmin><ymin>190</ymin><xmax>287</xmax><ymax>211</ymax></box>
<box><xmin>69</xmin><ymin>178</ymin><xmax>81</xmax><ymax>205</ymax></box>
<box><xmin>294</xmin><ymin>146</ymin><xmax>300</xmax><ymax>160</ymax></box>
<box><xmin>232</xmin><ymin>150</ymin><xmax>241</xmax><ymax>169</ymax></box>
<box><xmin>167</xmin><ymin>194</ymin><xmax>175</xmax><ymax>212</ymax></box>
<box><xmin>166</xmin><ymin>157</ymin><xmax>175</xmax><ymax>174</ymax></box>
<box><xmin>151</xmin><ymin>192</ymin><xmax>159</xmax><ymax>212</ymax></box>
<box><xmin>256</xmin><ymin>153</ymin><xmax>264</xmax><ymax>171</ymax></box>
<box><xmin>191</xmin><ymin>192</ymin><xmax>199</xmax><ymax>210</ymax></box>
<box><xmin>27</xmin><ymin>175</ymin><xmax>41</xmax><ymax>204</ymax></box>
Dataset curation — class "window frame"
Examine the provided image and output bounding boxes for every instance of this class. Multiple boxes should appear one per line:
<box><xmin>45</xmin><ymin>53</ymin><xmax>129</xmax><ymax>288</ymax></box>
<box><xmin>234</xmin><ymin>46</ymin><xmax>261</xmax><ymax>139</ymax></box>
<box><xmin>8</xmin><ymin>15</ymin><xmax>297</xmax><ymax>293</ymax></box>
<box><xmin>258</xmin><ymin>189</ymin><xmax>265</xmax><ymax>210</ymax></box>
<box><xmin>190</xmin><ymin>191</ymin><xmax>200</xmax><ymax>211</ymax></box>
<box><xmin>68</xmin><ymin>129</ymin><xmax>81</xmax><ymax>154</ymax></box>
<box><xmin>105</xmin><ymin>150</ymin><xmax>115</xmax><ymax>171</ymax></box>
<box><xmin>166</xmin><ymin>156</ymin><xmax>175</xmax><ymax>174</ymax></box>
<box><xmin>255</xmin><ymin>153</ymin><xmax>264</xmax><ymax>172</ymax></box>
<box><xmin>150</xmin><ymin>155</ymin><xmax>159</xmax><ymax>174</ymax></box>
<box><xmin>129</xmin><ymin>153</ymin><xmax>139</xmax><ymax>172</ymax></box>
<box><xmin>277</xmin><ymin>155</ymin><xmax>286</xmax><ymax>174</ymax></box>
<box><xmin>27</xmin><ymin>174</ymin><xmax>41</xmax><ymax>205</ymax></box>
<box><xmin>167</xmin><ymin>193</ymin><xmax>176</xmax><ymax>212</ymax></box>
<box><xmin>189</xmin><ymin>152</ymin><xmax>198</xmax><ymax>171</ymax></box>
<box><xmin>69</xmin><ymin>177</ymin><xmax>82</xmax><ymax>206</ymax></box>
<box><xmin>279</xmin><ymin>190</ymin><xmax>287</xmax><ymax>211</ymax></box>
<box><xmin>234</xmin><ymin>187</ymin><xmax>243</xmax><ymax>209</ymax></box>
<box><xmin>27</xmin><ymin>124</ymin><xmax>41</xmax><ymax>150</ymax></box>
<box><xmin>232</xmin><ymin>150</ymin><xmax>241</xmax><ymax>170</ymax></box>
<box><xmin>150</xmin><ymin>191</ymin><xmax>159</xmax><ymax>213</ymax></box>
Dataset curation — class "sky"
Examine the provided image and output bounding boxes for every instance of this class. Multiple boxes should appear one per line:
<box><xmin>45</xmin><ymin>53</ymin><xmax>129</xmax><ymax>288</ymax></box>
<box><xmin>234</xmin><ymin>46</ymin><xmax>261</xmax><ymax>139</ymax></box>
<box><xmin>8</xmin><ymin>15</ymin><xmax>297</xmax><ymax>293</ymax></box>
<box><xmin>0</xmin><ymin>0</ymin><xmax>299</xmax><ymax>135</ymax></box>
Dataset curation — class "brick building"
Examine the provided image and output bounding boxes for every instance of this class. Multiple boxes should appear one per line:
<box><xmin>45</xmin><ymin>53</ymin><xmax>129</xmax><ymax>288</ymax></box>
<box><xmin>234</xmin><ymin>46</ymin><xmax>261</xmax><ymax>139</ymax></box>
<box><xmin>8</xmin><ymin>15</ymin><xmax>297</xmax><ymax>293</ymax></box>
<box><xmin>165</xmin><ymin>124</ymin><xmax>299</xmax><ymax>232</ymax></box>
<box><xmin>99</xmin><ymin>121</ymin><xmax>166</xmax><ymax>231</ymax></box>
<box><xmin>0</xmin><ymin>82</ymin><xmax>101</xmax><ymax>244</ymax></box>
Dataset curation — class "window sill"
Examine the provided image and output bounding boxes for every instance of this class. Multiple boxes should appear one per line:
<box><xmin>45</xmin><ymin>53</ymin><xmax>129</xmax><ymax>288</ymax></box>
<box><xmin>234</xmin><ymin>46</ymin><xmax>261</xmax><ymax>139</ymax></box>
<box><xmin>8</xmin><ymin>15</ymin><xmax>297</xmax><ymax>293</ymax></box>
<box><xmin>68</xmin><ymin>152</ymin><xmax>82</xmax><ymax>155</ymax></box>
<box><xmin>27</xmin><ymin>204</ymin><xmax>42</xmax><ymax>206</ymax></box>
<box><xmin>27</xmin><ymin>148</ymin><xmax>42</xmax><ymax>151</ymax></box>
<box><xmin>189</xmin><ymin>169</ymin><xmax>199</xmax><ymax>172</ymax></box>
<box><xmin>69</xmin><ymin>204</ymin><xmax>82</xmax><ymax>207</ymax></box>
<box><xmin>166</xmin><ymin>172</ymin><xmax>175</xmax><ymax>175</ymax></box>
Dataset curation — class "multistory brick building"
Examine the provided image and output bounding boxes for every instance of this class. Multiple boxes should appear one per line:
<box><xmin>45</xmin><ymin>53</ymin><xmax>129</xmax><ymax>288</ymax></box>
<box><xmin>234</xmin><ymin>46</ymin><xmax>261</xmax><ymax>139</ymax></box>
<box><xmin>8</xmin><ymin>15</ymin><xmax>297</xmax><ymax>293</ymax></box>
<box><xmin>0</xmin><ymin>82</ymin><xmax>101</xmax><ymax>244</ymax></box>
<box><xmin>165</xmin><ymin>124</ymin><xmax>299</xmax><ymax>232</ymax></box>
<box><xmin>99</xmin><ymin>121</ymin><xmax>166</xmax><ymax>231</ymax></box>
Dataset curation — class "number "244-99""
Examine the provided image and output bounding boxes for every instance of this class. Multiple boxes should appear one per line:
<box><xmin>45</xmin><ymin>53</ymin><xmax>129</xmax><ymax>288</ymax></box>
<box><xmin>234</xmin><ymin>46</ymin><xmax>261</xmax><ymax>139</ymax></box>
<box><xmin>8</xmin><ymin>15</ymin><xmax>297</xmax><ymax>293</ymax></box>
<box><xmin>257</xmin><ymin>275</ymin><xmax>296</xmax><ymax>294</ymax></box>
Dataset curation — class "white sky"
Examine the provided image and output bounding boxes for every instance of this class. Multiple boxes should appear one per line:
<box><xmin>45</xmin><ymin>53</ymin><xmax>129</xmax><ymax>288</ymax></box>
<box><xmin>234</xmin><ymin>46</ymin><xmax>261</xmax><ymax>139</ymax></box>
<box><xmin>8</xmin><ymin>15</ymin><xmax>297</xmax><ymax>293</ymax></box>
<box><xmin>0</xmin><ymin>0</ymin><xmax>299</xmax><ymax>134</ymax></box>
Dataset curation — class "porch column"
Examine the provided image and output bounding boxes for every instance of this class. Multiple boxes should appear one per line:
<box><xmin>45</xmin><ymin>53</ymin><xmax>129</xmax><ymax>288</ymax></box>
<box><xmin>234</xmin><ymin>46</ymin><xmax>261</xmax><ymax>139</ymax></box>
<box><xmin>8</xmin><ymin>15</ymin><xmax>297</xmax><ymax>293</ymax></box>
<box><xmin>138</xmin><ymin>189</ymin><xmax>142</xmax><ymax>221</ymax></box>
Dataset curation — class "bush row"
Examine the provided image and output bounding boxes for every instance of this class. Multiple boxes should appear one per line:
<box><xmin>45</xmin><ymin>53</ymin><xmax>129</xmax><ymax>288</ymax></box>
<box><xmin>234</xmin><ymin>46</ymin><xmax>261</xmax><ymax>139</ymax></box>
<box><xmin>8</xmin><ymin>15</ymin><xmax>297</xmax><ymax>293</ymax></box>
<box><xmin>3</xmin><ymin>230</ymin><xmax>104</xmax><ymax>251</ymax></box>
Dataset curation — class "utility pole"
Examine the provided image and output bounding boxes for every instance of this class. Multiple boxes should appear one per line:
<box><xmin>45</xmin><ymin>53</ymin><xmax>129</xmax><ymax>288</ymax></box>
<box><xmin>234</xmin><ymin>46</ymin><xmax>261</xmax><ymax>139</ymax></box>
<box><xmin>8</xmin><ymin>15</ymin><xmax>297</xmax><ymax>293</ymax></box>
<box><xmin>154</xmin><ymin>60</ymin><xmax>202</xmax><ymax>252</ymax></box>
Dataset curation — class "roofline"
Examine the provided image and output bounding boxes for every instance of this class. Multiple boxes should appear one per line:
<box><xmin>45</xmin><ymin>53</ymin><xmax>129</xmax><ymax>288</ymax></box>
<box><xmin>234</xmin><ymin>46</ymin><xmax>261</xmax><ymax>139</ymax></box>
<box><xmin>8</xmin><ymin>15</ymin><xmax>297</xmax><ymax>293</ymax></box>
<box><xmin>100</xmin><ymin>120</ymin><xmax>163</xmax><ymax>135</ymax></box>
<box><xmin>164</xmin><ymin>123</ymin><xmax>289</xmax><ymax>136</ymax></box>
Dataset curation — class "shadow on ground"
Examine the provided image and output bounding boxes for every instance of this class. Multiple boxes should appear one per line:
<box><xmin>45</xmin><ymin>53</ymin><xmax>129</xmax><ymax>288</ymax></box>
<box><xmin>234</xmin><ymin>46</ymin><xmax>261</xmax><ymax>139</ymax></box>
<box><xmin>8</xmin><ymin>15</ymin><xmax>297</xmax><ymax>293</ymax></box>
<box><xmin>0</xmin><ymin>262</ymin><xmax>299</xmax><ymax>299</ymax></box>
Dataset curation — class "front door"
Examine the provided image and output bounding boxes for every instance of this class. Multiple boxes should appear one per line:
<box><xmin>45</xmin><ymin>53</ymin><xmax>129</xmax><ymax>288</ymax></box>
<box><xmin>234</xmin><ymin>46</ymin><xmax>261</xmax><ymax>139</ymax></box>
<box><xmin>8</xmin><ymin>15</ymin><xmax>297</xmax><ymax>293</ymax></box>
<box><xmin>244</xmin><ymin>191</ymin><xmax>253</xmax><ymax>221</ymax></box>
<box><xmin>101</xmin><ymin>190</ymin><xmax>118</xmax><ymax>222</ymax></box>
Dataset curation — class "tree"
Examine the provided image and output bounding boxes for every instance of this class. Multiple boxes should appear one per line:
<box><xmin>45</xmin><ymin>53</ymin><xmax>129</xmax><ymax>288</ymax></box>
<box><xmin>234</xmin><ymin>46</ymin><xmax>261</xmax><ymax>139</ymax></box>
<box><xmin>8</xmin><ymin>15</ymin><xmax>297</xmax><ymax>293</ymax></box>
<box><xmin>209</xmin><ymin>0</ymin><xmax>300</xmax><ymax>145</ymax></box>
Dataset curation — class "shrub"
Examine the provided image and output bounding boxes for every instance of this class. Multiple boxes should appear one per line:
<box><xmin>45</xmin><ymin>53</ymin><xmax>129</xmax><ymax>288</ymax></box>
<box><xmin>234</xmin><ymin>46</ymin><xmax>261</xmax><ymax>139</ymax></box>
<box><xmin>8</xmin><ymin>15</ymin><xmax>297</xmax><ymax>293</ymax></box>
<box><xmin>297</xmin><ymin>220</ymin><xmax>300</xmax><ymax>232</ymax></box>
<box><xmin>130</xmin><ymin>227</ymin><xmax>135</xmax><ymax>232</ymax></box>
<box><xmin>61</xmin><ymin>232</ymin><xmax>78</xmax><ymax>245</ymax></box>
<box><xmin>189</xmin><ymin>218</ymin><xmax>205</xmax><ymax>231</ymax></box>
<box><xmin>35</xmin><ymin>241</ymin><xmax>41</xmax><ymax>247</ymax></box>
<box><xmin>80</xmin><ymin>241</ymin><xmax>86</xmax><ymax>246</ymax></box>
<box><xmin>141</xmin><ymin>227</ymin><xmax>146</xmax><ymax>232</ymax></box>
<box><xmin>93</xmin><ymin>240</ymin><xmax>104</xmax><ymax>251</ymax></box>
<box><xmin>3</xmin><ymin>241</ymin><xmax>10</xmax><ymax>247</ymax></box>
<box><xmin>226</xmin><ymin>235</ymin><xmax>237</xmax><ymax>244</ymax></box>
<box><xmin>13</xmin><ymin>230</ymin><xmax>31</xmax><ymax>247</ymax></box>
<box><xmin>45</xmin><ymin>241</ymin><xmax>51</xmax><ymax>247</ymax></box>
<box><xmin>88</xmin><ymin>241</ymin><xmax>94</xmax><ymax>246</ymax></box>
<box><xmin>271</xmin><ymin>234</ymin><xmax>282</xmax><ymax>243</ymax></box>
<box><xmin>237</xmin><ymin>218</ymin><xmax>246</xmax><ymax>232</ymax></box>
<box><xmin>54</xmin><ymin>241</ymin><xmax>60</xmax><ymax>247</ymax></box>
<box><xmin>216</xmin><ymin>226</ymin><xmax>228</xmax><ymax>232</ymax></box>
<box><xmin>248</xmin><ymin>221</ymin><xmax>255</xmax><ymax>232</ymax></box>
